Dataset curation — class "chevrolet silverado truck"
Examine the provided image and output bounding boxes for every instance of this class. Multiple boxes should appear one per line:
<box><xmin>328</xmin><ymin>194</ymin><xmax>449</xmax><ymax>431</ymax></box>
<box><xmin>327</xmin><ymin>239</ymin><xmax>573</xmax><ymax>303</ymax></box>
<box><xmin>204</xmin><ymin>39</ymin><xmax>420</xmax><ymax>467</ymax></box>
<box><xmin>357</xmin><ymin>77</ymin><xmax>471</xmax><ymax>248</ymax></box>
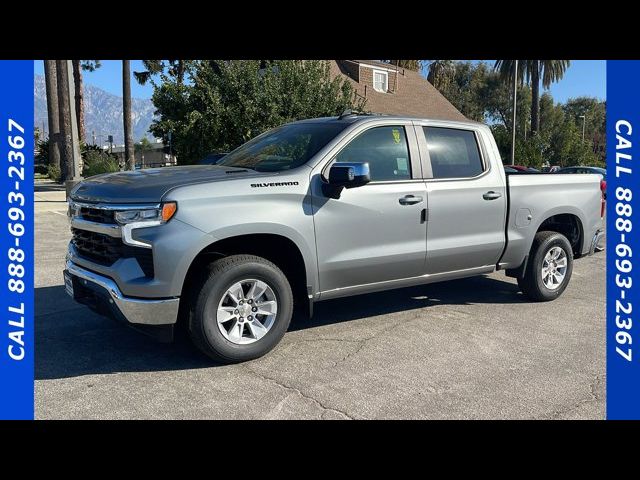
<box><xmin>64</xmin><ymin>115</ymin><xmax>605</xmax><ymax>363</ymax></box>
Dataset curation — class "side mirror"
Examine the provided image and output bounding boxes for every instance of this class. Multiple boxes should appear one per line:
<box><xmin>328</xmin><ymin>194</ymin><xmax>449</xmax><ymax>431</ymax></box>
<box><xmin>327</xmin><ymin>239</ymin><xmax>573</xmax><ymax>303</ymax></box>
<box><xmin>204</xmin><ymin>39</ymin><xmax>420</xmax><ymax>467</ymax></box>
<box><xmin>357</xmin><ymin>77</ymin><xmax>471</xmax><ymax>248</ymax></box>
<box><xmin>328</xmin><ymin>162</ymin><xmax>371</xmax><ymax>188</ymax></box>
<box><xmin>323</xmin><ymin>162</ymin><xmax>371</xmax><ymax>199</ymax></box>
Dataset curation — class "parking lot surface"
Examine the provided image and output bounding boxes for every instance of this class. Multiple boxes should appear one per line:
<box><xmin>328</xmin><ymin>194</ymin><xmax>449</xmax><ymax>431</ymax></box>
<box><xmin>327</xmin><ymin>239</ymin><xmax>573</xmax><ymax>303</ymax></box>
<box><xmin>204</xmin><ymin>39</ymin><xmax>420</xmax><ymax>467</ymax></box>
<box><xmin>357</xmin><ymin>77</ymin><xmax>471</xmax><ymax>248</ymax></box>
<box><xmin>34</xmin><ymin>182</ymin><xmax>605</xmax><ymax>419</ymax></box>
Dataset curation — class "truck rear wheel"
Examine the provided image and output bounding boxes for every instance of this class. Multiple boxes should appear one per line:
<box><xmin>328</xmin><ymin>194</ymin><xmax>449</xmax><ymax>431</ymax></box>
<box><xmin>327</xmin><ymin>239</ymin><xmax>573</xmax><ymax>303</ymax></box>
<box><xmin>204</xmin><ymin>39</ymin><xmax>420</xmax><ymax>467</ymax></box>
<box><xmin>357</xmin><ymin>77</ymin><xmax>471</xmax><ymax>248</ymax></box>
<box><xmin>518</xmin><ymin>231</ymin><xmax>574</xmax><ymax>302</ymax></box>
<box><xmin>188</xmin><ymin>254</ymin><xmax>293</xmax><ymax>363</ymax></box>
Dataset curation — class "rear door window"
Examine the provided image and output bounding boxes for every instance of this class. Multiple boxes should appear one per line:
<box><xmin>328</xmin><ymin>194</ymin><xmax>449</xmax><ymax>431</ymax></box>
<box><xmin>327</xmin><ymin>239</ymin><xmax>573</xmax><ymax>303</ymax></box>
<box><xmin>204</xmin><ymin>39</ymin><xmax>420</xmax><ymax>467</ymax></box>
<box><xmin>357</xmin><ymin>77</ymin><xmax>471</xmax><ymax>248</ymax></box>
<box><xmin>423</xmin><ymin>127</ymin><xmax>484</xmax><ymax>179</ymax></box>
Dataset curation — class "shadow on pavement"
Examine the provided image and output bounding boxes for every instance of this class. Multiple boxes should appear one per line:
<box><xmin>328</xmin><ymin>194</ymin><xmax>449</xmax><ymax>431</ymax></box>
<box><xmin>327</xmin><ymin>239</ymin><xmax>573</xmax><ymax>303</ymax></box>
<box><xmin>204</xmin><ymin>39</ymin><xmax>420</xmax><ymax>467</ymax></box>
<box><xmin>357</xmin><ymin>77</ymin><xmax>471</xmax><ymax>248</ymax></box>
<box><xmin>292</xmin><ymin>275</ymin><xmax>524</xmax><ymax>331</ymax></box>
<box><xmin>35</xmin><ymin>182</ymin><xmax>66</xmax><ymax>193</ymax></box>
<box><xmin>36</xmin><ymin>275</ymin><xmax>524</xmax><ymax>380</ymax></box>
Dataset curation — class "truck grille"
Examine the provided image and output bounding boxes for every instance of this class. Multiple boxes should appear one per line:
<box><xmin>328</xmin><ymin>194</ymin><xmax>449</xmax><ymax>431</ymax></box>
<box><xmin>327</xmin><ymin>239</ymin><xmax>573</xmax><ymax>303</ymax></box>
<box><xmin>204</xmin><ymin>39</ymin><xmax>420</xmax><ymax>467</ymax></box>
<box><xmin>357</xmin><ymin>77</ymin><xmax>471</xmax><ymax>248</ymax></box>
<box><xmin>71</xmin><ymin>228</ymin><xmax>154</xmax><ymax>278</ymax></box>
<box><xmin>80</xmin><ymin>206</ymin><xmax>116</xmax><ymax>224</ymax></box>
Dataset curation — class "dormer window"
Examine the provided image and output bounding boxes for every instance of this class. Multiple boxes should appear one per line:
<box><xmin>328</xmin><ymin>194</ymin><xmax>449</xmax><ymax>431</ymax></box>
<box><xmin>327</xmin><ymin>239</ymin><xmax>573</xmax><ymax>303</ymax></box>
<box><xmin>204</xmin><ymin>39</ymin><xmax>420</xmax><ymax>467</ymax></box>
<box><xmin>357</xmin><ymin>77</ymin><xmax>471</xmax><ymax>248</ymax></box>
<box><xmin>373</xmin><ymin>70</ymin><xmax>388</xmax><ymax>93</ymax></box>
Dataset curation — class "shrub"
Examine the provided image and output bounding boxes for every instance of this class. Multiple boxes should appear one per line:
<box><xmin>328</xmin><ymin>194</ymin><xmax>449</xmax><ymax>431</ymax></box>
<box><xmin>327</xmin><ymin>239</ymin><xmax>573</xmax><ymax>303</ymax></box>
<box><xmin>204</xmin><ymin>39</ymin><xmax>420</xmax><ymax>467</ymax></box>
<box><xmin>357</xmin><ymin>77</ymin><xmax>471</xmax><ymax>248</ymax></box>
<box><xmin>82</xmin><ymin>149</ymin><xmax>120</xmax><ymax>178</ymax></box>
<box><xmin>36</xmin><ymin>139</ymin><xmax>49</xmax><ymax>165</ymax></box>
<box><xmin>47</xmin><ymin>164</ymin><xmax>61</xmax><ymax>182</ymax></box>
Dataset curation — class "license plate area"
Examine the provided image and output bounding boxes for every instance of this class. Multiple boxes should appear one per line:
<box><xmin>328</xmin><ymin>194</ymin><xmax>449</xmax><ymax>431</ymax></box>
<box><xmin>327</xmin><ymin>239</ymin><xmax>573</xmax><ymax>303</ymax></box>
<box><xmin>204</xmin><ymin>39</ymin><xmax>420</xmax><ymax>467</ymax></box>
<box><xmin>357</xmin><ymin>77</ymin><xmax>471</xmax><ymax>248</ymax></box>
<box><xmin>64</xmin><ymin>271</ymin><xmax>75</xmax><ymax>298</ymax></box>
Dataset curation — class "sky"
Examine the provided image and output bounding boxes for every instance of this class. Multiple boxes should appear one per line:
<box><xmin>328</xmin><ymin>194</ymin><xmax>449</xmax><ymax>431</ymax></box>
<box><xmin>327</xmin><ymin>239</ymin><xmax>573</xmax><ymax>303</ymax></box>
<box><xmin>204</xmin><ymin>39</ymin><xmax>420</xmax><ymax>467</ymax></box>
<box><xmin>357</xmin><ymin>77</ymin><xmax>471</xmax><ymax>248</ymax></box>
<box><xmin>35</xmin><ymin>60</ymin><xmax>153</xmax><ymax>99</ymax></box>
<box><xmin>34</xmin><ymin>60</ymin><xmax>606</xmax><ymax>103</ymax></box>
<box><xmin>466</xmin><ymin>60</ymin><xmax>605</xmax><ymax>103</ymax></box>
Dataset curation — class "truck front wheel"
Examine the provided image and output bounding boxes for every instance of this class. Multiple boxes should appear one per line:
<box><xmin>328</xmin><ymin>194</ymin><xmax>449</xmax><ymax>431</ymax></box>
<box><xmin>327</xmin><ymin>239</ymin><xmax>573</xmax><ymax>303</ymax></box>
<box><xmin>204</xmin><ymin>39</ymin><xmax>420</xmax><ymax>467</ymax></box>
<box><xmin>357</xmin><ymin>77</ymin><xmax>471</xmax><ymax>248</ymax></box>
<box><xmin>189</xmin><ymin>255</ymin><xmax>293</xmax><ymax>363</ymax></box>
<box><xmin>518</xmin><ymin>231</ymin><xmax>574</xmax><ymax>302</ymax></box>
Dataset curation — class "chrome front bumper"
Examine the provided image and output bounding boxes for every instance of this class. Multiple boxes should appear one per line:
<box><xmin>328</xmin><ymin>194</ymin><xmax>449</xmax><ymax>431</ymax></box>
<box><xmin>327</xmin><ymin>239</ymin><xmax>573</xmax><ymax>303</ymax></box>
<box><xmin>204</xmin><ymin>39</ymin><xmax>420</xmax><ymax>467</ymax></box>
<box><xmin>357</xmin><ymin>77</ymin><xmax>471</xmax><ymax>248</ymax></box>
<box><xmin>64</xmin><ymin>260</ymin><xmax>179</xmax><ymax>325</ymax></box>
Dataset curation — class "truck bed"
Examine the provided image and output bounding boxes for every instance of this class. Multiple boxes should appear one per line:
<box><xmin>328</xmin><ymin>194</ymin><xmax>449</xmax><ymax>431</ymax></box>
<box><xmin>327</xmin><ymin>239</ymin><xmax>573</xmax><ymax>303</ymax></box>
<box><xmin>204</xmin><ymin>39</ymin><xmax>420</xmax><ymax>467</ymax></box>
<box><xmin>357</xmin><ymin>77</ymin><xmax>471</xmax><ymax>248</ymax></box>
<box><xmin>499</xmin><ymin>173</ymin><xmax>604</xmax><ymax>269</ymax></box>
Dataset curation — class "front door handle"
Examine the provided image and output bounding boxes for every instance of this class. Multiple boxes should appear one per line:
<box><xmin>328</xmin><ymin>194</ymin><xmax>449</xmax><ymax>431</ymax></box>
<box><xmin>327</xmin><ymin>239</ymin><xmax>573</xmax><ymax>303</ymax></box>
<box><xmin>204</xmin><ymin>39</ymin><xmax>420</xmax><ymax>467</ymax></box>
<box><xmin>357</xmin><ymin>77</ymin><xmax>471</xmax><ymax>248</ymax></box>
<box><xmin>399</xmin><ymin>195</ymin><xmax>424</xmax><ymax>205</ymax></box>
<box><xmin>482</xmin><ymin>191</ymin><xmax>502</xmax><ymax>201</ymax></box>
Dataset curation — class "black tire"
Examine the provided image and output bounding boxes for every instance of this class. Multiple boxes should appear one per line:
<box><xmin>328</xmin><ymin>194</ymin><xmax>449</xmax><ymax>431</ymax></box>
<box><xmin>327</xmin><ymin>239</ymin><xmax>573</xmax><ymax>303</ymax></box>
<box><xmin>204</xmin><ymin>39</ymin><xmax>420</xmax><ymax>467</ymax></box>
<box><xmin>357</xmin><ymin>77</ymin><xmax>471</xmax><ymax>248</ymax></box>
<box><xmin>188</xmin><ymin>254</ymin><xmax>293</xmax><ymax>363</ymax></box>
<box><xmin>518</xmin><ymin>231</ymin><xmax>574</xmax><ymax>302</ymax></box>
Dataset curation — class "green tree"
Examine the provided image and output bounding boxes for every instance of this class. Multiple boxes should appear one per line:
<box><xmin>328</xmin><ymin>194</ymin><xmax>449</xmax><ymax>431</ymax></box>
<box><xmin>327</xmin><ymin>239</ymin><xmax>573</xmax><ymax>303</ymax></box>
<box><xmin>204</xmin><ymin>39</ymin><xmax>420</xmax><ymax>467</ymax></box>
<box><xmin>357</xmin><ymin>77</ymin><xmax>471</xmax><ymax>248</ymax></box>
<box><xmin>149</xmin><ymin>60</ymin><xmax>366</xmax><ymax>164</ymax></box>
<box><xmin>494</xmin><ymin>60</ymin><xmax>570</xmax><ymax>135</ymax></box>
<box><xmin>433</xmin><ymin>61</ymin><xmax>531</xmax><ymax>132</ymax></box>
<box><xmin>384</xmin><ymin>60</ymin><xmax>424</xmax><ymax>71</ymax></box>
<box><xmin>135</xmin><ymin>137</ymin><xmax>153</xmax><ymax>152</ymax></box>
<box><xmin>427</xmin><ymin>60</ymin><xmax>456</xmax><ymax>90</ymax></box>
<box><xmin>435</xmin><ymin>61</ymin><xmax>488</xmax><ymax>121</ymax></box>
<box><xmin>562</xmin><ymin>96</ymin><xmax>606</xmax><ymax>162</ymax></box>
<box><xmin>134</xmin><ymin>60</ymin><xmax>191</xmax><ymax>86</ymax></box>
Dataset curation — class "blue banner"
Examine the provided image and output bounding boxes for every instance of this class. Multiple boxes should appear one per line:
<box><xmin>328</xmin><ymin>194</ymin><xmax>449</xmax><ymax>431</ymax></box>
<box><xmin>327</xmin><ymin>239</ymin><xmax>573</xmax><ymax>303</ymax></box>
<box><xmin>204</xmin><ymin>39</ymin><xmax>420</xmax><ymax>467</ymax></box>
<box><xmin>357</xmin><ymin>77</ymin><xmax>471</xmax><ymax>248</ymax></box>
<box><xmin>607</xmin><ymin>60</ymin><xmax>640</xmax><ymax>419</ymax></box>
<box><xmin>0</xmin><ymin>61</ymin><xmax>34</xmax><ymax>419</ymax></box>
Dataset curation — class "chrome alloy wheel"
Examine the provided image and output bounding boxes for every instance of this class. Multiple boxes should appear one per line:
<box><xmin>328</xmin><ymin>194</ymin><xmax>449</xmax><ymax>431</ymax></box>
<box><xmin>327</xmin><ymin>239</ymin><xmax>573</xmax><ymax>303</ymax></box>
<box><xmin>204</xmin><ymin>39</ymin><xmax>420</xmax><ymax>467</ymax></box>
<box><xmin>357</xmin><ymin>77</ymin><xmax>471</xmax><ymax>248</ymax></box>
<box><xmin>541</xmin><ymin>246</ymin><xmax>568</xmax><ymax>290</ymax></box>
<box><xmin>216</xmin><ymin>279</ymin><xmax>278</xmax><ymax>345</ymax></box>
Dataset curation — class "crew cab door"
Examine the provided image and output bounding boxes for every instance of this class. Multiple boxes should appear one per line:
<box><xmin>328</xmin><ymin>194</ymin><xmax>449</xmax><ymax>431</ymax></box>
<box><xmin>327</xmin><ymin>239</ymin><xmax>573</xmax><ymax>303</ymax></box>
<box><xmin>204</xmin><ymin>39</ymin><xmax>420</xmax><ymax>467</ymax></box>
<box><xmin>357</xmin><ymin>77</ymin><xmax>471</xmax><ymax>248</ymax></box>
<box><xmin>311</xmin><ymin>122</ymin><xmax>427</xmax><ymax>295</ymax></box>
<box><xmin>416</xmin><ymin>123</ymin><xmax>507</xmax><ymax>274</ymax></box>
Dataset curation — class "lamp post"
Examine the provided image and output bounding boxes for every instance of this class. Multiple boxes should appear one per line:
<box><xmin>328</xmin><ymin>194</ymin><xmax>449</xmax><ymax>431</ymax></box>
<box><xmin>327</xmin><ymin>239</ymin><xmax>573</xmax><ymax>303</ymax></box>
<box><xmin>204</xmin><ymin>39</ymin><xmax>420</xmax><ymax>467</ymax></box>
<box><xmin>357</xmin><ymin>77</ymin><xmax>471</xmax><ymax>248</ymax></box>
<box><xmin>579</xmin><ymin>114</ymin><xmax>586</xmax><ymax>143</ymax></box>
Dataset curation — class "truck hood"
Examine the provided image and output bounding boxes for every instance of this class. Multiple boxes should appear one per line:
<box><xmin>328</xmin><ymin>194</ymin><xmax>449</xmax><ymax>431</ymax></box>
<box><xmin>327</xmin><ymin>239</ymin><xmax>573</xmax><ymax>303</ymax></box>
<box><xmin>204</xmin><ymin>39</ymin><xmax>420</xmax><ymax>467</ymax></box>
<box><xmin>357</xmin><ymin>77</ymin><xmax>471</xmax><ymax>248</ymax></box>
<box><xmin>70</xmin><ymin>165</ymin><xmax>267</xmax><ymax>204</ymax></box>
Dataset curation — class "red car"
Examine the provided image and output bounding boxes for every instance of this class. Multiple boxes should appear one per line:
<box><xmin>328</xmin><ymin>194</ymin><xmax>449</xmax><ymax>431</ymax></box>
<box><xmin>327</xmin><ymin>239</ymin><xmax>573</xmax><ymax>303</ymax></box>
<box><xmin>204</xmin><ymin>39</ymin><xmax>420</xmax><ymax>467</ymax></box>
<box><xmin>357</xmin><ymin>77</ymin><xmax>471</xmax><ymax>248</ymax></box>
<box><xmin>504</xmin><ymin>165</ymin><xmax>541</xmax><ymax>172</ymax></box>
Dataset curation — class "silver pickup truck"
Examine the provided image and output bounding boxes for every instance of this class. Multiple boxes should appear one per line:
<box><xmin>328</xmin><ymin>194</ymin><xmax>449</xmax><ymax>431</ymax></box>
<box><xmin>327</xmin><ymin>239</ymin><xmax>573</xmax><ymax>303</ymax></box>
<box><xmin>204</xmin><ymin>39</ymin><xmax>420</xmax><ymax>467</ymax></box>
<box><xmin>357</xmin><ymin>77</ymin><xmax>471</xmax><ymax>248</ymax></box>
<box><xmin>64</xmin><ymin>115</ymin><xmax>605</xmax><ymax>363</ymax></box>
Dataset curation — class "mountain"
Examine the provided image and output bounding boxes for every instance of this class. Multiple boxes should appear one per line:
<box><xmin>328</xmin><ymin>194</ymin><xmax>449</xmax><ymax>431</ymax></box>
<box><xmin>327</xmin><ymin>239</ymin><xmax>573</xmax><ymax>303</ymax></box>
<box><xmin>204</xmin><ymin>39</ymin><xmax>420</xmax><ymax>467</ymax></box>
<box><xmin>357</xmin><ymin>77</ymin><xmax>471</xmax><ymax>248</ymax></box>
<box><xmin>34</xmin><ymin>74</ymin><xmax>156</xmax><ymax>145</ymax></box>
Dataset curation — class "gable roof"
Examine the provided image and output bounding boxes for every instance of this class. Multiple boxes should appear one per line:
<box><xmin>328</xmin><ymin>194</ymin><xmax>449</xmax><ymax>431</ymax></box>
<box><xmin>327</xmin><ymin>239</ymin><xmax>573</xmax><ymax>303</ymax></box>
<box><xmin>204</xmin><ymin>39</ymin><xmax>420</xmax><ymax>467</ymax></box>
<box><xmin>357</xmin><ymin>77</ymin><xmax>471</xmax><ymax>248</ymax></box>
<box><xmin>330</xmin><ymin>60</ymin><xmax>466</xmax><ymax>121</ymax></box>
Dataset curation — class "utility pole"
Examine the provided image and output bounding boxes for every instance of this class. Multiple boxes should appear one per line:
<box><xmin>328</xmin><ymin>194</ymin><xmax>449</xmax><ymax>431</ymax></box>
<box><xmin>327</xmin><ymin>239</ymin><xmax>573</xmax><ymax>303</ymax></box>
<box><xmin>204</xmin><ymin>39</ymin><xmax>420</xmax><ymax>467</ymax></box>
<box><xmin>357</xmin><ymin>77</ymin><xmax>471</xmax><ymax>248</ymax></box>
<box><xmin>43</xmin><ymin>60</ymin><xmax>61</xmax><ymax>172</ymax></box>
<box><xmin>510</xmin><ymin>60</ymin><xmax>518</xmax><ymax>166</ymax></box>
<box><xmin>579</xmin><ymin>114</ymin><xmax>586</xmax><ymax>142</ymax></box>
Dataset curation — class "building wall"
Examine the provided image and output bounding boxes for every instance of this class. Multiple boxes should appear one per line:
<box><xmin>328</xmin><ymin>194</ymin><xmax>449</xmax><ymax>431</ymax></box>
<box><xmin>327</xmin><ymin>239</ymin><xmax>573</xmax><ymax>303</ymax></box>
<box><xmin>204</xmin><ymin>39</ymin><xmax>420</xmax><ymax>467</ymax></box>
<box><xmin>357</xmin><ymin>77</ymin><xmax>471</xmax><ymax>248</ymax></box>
<box><xmin>358</xmin><ymin>65</ymin><xmax>398</xmax><ymax>94</ymax></box>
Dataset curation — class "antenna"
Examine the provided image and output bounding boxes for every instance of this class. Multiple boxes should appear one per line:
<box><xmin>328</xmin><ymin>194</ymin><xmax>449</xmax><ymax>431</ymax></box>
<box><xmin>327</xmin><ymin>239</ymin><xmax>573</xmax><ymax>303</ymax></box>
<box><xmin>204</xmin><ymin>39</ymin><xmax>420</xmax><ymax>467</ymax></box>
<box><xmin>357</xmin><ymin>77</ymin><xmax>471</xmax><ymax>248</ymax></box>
<box><xmin>338</xmin><ymin>109</ymin><xmax>354</xmax><ymax>119</ymax></box>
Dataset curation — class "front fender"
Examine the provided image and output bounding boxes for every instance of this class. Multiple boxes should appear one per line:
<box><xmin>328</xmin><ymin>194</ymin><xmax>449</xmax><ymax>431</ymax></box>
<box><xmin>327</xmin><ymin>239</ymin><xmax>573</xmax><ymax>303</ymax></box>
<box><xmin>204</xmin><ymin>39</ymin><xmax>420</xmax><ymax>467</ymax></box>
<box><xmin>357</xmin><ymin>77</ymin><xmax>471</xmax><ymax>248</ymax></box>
<box><xmin>202</xmin><ymin>222</ymin><xmax>319</xmax><ymax>295</ymax></box>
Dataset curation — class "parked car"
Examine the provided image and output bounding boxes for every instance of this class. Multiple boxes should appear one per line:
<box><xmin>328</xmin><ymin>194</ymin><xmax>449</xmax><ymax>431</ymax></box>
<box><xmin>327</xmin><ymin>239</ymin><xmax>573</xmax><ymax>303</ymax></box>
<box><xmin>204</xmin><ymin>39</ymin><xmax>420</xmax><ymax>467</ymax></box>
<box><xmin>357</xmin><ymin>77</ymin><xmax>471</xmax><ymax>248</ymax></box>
<box><xmin>504</xmin><ymin>166</ymin><xmax>519</xmax><ymax>173</ymax></box>
<box><xmin>64</xmin><ymin>115</ymin><xmax>605</xmax><ymax>363</ymax></box>
<box><xmin>508</xmin><ymin>165</ymin><xmax>539</xmax><ymax>173</ymax></box>
<box><xmin>556</xmin><ymin>166</ymin><xmax>607</xmax><ymax>199</ymax></box>
<box><xmin>542</xmin><ymin>166</ymin><xmax>560</xmax><ymax>173</ymax></box>
<box><xmin>197</xmin><ymin>152</ymin><xmax>228</xmax><ymax>165</ymax></box>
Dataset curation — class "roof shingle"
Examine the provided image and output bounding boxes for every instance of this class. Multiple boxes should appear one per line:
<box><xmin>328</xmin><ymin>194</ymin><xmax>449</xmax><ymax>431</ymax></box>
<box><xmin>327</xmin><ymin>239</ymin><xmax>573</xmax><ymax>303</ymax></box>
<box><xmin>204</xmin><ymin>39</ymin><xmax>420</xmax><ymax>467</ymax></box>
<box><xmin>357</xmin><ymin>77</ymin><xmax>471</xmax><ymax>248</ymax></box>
<box><xmin>330</xmin><ymin>60</ymin><xmax>466</xmax><ymax>121</ymax></box>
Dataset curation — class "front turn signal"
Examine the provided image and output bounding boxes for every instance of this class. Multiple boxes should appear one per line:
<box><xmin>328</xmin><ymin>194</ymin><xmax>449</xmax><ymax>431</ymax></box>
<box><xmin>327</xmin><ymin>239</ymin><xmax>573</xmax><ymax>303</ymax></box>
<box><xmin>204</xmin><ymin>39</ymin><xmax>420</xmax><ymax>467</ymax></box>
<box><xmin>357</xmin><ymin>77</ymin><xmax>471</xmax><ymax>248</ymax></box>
<box><xmin>161</xmin><ymin>202</ymin><xmax>177</xmax><ymax>222</ymax></box>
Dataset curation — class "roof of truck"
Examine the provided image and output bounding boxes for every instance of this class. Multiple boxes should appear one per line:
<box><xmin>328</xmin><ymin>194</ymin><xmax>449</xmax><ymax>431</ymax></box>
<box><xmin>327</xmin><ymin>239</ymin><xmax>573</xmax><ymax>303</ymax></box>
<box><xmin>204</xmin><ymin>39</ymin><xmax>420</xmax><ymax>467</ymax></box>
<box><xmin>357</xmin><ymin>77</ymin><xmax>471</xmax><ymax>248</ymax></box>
<box><xmin>292</xmin><ymin>114</ymin><xmax>485</xmax><ymax>127</ymax></box>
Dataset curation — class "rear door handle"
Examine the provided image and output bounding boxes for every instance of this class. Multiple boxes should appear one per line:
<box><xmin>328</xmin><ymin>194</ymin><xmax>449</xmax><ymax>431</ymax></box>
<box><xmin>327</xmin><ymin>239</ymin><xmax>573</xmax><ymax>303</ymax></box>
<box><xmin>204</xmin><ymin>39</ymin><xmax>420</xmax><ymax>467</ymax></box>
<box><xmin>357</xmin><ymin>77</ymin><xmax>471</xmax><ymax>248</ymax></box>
<box><xmin>482</xmin><ymin>191</ymin><xmax>502</xmax><ymax>201</ymax></box>
<box><xmin>399</xmin><ymin>195</ymin><xmax>423</xmax><ymax>205</ymax></box>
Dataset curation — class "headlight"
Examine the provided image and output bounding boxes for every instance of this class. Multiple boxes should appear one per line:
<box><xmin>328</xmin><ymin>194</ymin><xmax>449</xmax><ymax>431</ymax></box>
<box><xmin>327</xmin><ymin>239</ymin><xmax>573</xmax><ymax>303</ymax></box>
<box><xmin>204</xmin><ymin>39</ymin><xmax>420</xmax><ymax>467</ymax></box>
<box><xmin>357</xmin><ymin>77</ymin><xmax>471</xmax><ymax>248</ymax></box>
<box><xmin>114</xmin><ymin>202</ymin><xmax>177</xmax><ymax>225</ymax></box>
<box><xmin>68</xmin><ymin>199</ymin><xmax>80</xmax><ymax>219</ymax></box>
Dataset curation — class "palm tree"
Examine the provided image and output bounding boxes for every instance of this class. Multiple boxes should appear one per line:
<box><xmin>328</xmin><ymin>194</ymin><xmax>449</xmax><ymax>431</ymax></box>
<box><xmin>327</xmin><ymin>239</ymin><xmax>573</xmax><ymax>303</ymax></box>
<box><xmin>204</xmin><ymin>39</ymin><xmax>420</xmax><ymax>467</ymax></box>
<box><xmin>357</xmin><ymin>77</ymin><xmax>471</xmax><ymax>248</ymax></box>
<box><xmin>43</xmin><ymin>60</ymin><xmax>61</xmax><ymax>171</ymax></box>
<box><xmin>55</xmin><ymin>60</ymin><xmax>72</xmax><ymax>182</ymax></box>
<box><xmin>71</xmin><ymin>60</ymin><xmax>100</xmax><ymax>143</ymax></box>
<box><xmin>495</xmin><ymin>60</ymin><xmax>570</xmax><ymax>134</ymax></box>
<box><xmin>122</xmin><ymin>60</ymin><xmax>135</xmax><ymax>171</ymax></box>
<box><xmin>427</xmin><ymin>60</ymin><xmax>456</xmax><ymax>90</ymax></box>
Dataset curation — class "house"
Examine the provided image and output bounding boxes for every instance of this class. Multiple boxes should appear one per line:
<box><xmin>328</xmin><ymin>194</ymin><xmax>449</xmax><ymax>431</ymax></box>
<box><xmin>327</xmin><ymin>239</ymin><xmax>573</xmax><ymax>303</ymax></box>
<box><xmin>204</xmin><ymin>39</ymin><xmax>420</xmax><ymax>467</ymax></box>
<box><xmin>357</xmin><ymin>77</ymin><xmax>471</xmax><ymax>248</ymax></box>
<box><xmin>330</xmin><ymin>60</ymin><xmax>465</xmax><ymax>120</ymax></box>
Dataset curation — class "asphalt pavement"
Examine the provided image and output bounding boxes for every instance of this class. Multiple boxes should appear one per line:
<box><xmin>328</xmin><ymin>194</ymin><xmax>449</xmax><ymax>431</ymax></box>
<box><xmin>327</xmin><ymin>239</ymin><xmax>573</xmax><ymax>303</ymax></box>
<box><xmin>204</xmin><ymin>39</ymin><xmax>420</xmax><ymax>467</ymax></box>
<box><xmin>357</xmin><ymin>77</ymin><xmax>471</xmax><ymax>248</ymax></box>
<box><xmin>34</xmin><ymin>181</ymin><xmax>605</xmax><ymax>419</ymax></box>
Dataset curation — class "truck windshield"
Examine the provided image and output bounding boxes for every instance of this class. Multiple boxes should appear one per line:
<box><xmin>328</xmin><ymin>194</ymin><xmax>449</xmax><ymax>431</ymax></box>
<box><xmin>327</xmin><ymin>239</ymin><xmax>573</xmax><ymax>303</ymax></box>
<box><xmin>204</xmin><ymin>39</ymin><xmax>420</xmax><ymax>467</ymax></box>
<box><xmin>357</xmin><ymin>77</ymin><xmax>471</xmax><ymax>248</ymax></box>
<box><xmin>217</xmin><ymin>122</ymin><xmax>347</xmax><ymax>172</ymax></box>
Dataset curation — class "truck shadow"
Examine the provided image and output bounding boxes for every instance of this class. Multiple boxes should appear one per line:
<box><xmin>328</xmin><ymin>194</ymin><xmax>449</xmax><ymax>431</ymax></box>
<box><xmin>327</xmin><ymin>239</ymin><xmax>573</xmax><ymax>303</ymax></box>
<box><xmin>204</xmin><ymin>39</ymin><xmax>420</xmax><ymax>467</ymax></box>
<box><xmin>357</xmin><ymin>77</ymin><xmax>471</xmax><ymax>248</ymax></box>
<box><xmin>291</xmin><ymin>275</ymin><xmax>525</xmax><ymax>331</ymax></box>
<box><xmin>35</xmin><ymin>275</ymin><xmax>524</xmax><ymax>380</ymax></box>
